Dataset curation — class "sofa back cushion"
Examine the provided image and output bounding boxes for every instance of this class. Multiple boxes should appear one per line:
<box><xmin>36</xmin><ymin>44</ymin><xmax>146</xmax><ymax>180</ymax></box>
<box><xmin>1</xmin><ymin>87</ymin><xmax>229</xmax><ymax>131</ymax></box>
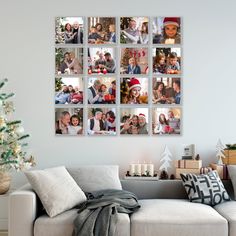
<box><xmin>67</xmin><ymin>165</ymin><xmax>122</xmax><ymax>192</ymax></box>
<box><xmin>25</xmin><ymin>166</ymin><xmax>87</xmax><ymax>217</ymax></box>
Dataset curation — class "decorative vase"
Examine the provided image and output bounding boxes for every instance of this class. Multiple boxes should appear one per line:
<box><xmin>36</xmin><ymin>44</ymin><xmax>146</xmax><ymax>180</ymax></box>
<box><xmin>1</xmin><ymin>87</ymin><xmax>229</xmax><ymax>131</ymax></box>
<box><xmin>0</xmin><ymin>171</ymin><xmax>11</xmax><ymax>194</ymax></box>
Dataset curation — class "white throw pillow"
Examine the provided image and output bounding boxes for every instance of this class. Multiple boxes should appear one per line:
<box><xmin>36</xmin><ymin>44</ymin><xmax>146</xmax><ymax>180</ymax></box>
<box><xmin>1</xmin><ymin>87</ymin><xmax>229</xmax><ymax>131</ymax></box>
<box><xmin>24</xmin><ymin>166</ymin><xmax>86</xmax><ymax>217</ymax></box>
<box><xmin>67</xmin><ymin>165</ymin><xmax>122</xmax><ymax>192</ymax></box>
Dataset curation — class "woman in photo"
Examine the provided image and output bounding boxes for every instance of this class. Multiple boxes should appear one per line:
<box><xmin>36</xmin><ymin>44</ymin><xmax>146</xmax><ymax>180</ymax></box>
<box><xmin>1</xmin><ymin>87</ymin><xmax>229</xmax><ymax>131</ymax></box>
<box><xmin>154</xmin><ymin>113</ymin><xmax>169</xmax><ymax>134</ymax></box>
<box><xmin>95</xmin><ymin>23</ymin><xmax>106</xmax><ymax>40</ymax></box>
<box><xmin>64</xmin><ymin>23</ymin><xmax>77</xmax><ymax>44</ymax></box>
<box><xmin>66</xmin><ymin>51</ymin><xmax>83</xmax><ymax>74</ymax></box>
<box><xmin>127</xmin><ymin>57</ymin><xmax>141</xmax><ymax>74</ymax></box>
<box><xmin>139</xmin><ymin>22</ymin><xmax>149</xmax><ymax>44</ymax></box>
<box><xmin>123</xmin><ymin>78</ymin><xmax>141</xmax><ymax>104</ymax></box>
<box><xmin>107</xmin><ymin>24</ymin><xmax>116</xmax><ymax>43</ymax></box>
<box><xmin>153</xmin><ymin>52</ymin><xmax>166</xmax><ymax>74</ymax></box>
<box><xmin>105</xmin><ymin>110</ymin><xmax>116</xmax><ymax>132</ymax></box>
<box><xmin>153</xmin><ymin>82</ymin><xmax>167</xmax><ymax>104</ymax></box>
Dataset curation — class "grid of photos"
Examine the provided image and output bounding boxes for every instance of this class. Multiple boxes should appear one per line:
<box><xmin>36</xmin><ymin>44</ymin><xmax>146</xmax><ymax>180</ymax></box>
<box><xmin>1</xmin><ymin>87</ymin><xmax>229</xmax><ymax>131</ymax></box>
<box><xmin>54</xmin><ymin>16</ymin><xmax>182</xmax><ymax>136</ymax></box>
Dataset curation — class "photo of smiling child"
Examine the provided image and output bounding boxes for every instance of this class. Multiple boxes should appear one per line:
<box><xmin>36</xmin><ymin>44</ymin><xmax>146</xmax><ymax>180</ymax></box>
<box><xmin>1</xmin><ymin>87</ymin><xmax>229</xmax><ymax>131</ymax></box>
<box><xmin>153</xmin><ymin>17</ymin><xmax>181</xmax><ymax>44</ymax></box>
<box><xmin>120</xmin><ymin>77</ymin><xmax>148</xmax><ymax>104</ymax></box>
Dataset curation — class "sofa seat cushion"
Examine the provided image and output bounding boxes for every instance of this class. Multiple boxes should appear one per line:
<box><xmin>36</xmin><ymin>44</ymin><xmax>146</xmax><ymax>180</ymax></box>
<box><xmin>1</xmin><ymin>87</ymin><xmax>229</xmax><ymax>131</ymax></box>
<box><xmin>214</xmin><ymin>201</ymin><xmax>236</xmax><ymax>236</ymax></box>
<box><xmin>131</xmin><ymin>199</ymin><xmax>228</xmax><ymax>236</ymax></box>
<box><xmin>34</xmin><ymin>209</ymin><xmax>130</xmax><ymax>236</ymax></box>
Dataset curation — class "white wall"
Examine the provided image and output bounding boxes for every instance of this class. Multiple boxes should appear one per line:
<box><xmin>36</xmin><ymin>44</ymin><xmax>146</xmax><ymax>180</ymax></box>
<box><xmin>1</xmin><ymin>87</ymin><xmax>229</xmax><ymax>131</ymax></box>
<box><xmin>1</xmin><ymin>0</ymin><xmax>236</xmax><ymax>187</ymax></box>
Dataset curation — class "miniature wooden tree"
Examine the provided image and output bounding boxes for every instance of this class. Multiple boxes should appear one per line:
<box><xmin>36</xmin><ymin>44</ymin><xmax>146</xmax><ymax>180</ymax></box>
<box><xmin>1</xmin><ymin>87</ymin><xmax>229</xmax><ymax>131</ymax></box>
<box><xmin>159</xmin><ymin>145</ymin><xmax>172</xmax><ymax>177</ymax></box>
<box><xmin>216</xmin><ymin>139</ymin><xmax>225</xmax><ymax>165</ymax></box>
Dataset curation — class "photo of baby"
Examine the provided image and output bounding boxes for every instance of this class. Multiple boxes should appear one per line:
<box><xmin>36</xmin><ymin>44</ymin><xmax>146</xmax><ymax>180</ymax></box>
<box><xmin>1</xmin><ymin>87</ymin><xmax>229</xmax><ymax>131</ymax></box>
<box><xmin>152</xmin><ymin>107</ymin><xmax>181</xmax><ymax>135</ymax></box>
<box><xmin>120</xmin><ymin>77</ymin><xmax>148</xmax><ymax>104</ymax></box>
<box><xmin>88</xmin><ymin>17</ymin><xmax>116</xmax><ymax>44</ymax></box>
<box><xmin>88</xmin><ymin>48</ymin><xmax>116</xmax><ymax>74</ymax></box>
<box><xmin>153</xmin><ymin>17</ymin><xmax>181</xmax><ymax>44</ymax></box>
<box><xmin>153</xmin><ymin>78</ymin><xmax>181</xmax><ymax>104</ymax></box>
<box><xmin>120</xmin><ymin>48</ymin><xmax>148</xmax><ymax>75</ymax></box>
<box><xmin>55</xmin><ymin>17</ymin><xmax>84</xmax><ymax>44</ymax></box>
<box><xmin>120</xmin><ymin>17</ymin><xmax>149</xmax><ymax>44</ymax></box>
<box><xmin>55</xmin><ymin>108</ymin><xmax>83</xmax><ymax>135</ymax></box>
<box><xmin>55</xmin><ymin>48</ymin><xmax>83</xmax><ymax>75</ymax></box>
<box><xmin>120</xmin><ymin>108</ymin><xmax>149</xmax><ymax>135</ymax></box>
<box><xmin>153</xmin><ymin>47</ymin><xmax>181</xmax><ymax>75</ymax></box>
<box><xmin>87</xmin><ymin>77</ymin><xmax>116</xmax><ymax>104</ymax></box>
<box><xmin>87</xmin><ymin>108</ymin><xmax>116</xmax><ymax>136</ymax></box>
<box><xmin>55</xmin><ymin>77</ymin><xmax>83</xmax><ymax>105</ymax></box>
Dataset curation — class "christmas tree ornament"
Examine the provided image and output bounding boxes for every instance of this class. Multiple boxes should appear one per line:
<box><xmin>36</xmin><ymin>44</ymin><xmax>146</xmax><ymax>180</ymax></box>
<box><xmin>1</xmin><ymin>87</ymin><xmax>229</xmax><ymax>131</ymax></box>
<box><xmin>159</xmin><ymin>145</ymin><xmax>173</xmax><ymax>176</ymax></box>
<box><xmin>216</xmin><ymin>139</ymin><xmax>225</xmax><ymax>165</ymax></box>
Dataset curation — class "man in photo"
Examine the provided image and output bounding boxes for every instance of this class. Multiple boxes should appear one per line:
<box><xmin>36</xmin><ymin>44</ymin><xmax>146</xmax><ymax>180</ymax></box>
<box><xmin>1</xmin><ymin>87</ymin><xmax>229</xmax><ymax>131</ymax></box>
<box><xmin>138</xmin><ymin>113</ymin><xmax>148</xmax><ymax>134</ymax></box>
<box><xmin>72</xmin><ymin>21</ymin><xmax>83</xmax><ymax>44</ymax></box>
<box><xmin>87</xmin><ymin>79</ymin><xmax>102</xmax><ymax>104</ymax></box>
<box><xmin>103</xmin><ymin>52</ymin><xmax>116</xmax><ymax>73</ymax></box>
<box><xmin>59</xmin><ymin>52</ymin><xmax>72</xmax><ymax>74</ymax></box>
<box><xmin>95</xmin><ymin>52</ymin><xmax>106</xmax><ymax>69</ymax></box>
<box><xmin>173</xmin><ymin>80</ymin><xmax>181</xmax><ymax>104</ymax></box>
<box><xmin>55</xmin><ymin>85</ymin><xmax>70</xmax><ymax>104</ymax></box>
<box><xmin>55</xmin><ymin>111</ymin><xmax>71</xmax><ymax>134</ymax></box>
<box><xmin>121</xmin><ymin>19</ymin><xmax>139</xmax><ymax>44</ymax></box>
<box><xmin>167</xmin><ymin>111</ymin><xmax>180</xmax><ymax>134</ymax></box>
<box><xmin>87</xmin><ymin>111</ymin><xmax>105</xmax><ymax>135</ymax></box>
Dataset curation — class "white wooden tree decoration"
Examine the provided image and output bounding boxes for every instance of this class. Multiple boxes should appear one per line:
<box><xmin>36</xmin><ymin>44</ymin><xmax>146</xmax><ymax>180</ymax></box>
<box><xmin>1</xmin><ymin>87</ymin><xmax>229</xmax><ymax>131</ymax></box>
<box><xmin>159</xmin><ymin>145</ymin><xmax>172</xmax><ymax>173</ymax></box>
<box><xmin>216</xmin><ymin>139</ymin><xmax>225</xmax><ymax>165</ymax></box>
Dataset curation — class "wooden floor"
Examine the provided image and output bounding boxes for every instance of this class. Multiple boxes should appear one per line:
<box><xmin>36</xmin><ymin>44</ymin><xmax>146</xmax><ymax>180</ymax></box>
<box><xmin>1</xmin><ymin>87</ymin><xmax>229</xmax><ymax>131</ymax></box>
<box><xmin>0</xmin><ymin>232</ymin><xmax>7</xmax><ymax>236</ymax></box>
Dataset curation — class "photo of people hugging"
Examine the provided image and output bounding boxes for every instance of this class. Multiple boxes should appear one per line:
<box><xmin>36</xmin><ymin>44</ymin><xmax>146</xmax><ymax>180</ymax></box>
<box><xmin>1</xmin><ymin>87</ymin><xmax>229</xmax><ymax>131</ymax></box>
<box><xmin>120</xmin><ymin>48</ymin><xmax>148</xmax><ymax>74</ymax></box>
<box><xmin>87</xmin><ymin>77</ymin><xmax>116</xmax><ymax>104</ymax></box>
<box><xmin>55</xmin><ymin>48</ymin><xmax>83</xmax><ymax>75</ymax></box>
<box><xmin>152</xmin><ymin>108</ymin><xmax>181</xmax><ymax>135</ymax></box>
<box><xmin>120</xmin><ymin>77</ymin><xmax>148</xmax><ymax>104</ymax></box>
<box><xmin>55</xmin><ymin>77</ymin><xmax>83</xmax><ymax>105</ymax></box>
<box><xmin>120</xmin><ymin>17</ymin><xmax>149</xmax><ymax>44</ymax></box>
<box><xmin>153</xmin><ymin>48</ymin><xmax>181</xmax><ymax>75</ymax></box>
<box><xmin>153</xmin><ymin>17</ymin><xmax>181</xmax><ymax>44</ymax></box>
<box><xmin>55</xmin><ymin>108</ymin><xmax>83</xmax><ymax>135</ymax></box>
<box><xmin>87</xmin><ymin>108</ymin><xmax>116</xmax><ymax>136</ymax></box>
<box><xmin>55</xmin><ymin>17</ymin><xmax>84</xmax><ymax>44</ymax></box>
<box><xmin>88</xmin><ymin>48</ymin><xmax>116</xmax><ymax>74</ymax></box>
<box><xmin>88</xmin><ymin>17</ymin><xmax>116</xmax><ymax>44</ymax></box>
<box><xmin>120</xmin><ymin>108</ymin><xmax>148</xmax><ymax>135</ymax></box>
<box><xmin>152</xmin><ymin>78</ymin><xmax>181</xmax><ymax>105</ymax></box>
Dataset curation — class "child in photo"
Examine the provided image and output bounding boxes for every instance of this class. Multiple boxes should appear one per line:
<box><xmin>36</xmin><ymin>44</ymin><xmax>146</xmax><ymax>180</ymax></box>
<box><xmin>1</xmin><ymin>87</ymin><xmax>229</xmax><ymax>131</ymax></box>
<box><xmin>166</xmin><ymin>52</ymin><xmax>181</xmax><ymax>74</ymax></box>
<box><xmin>70</xmin><ymin>89</ymin><xmax>83</xmax><ymax>104</ymax></box>
<box><xmin>153</xmin><ymin>52</ymin><xmax>166</xmax><ymax>74</ymax></box>
<box><xmin>105</xmin><ymin>110</ymin><xmax>116</xmax><ymax>132</ymax></box>
<box><xmin>154</xmin><ymin>113</ymin><xmax>170</xmax><ymax>134</ymax></box>
<box><xmin>68</xmin><ymin>115</ymin><xmax>83</xmax><ymax>135</ymax></box>
<box><xmin>107</xmin><ymin>24</ymin><xmax>116</xmax><ymax>43</ymax></box>
<box><xmin>127</xmin><ymin>57</ymin><xmax>141</xmax><ymax>74</ymax></box>
<box><xmin>88</xmin><ymin>26</ymin><xmax>102</xmax><ymax>43</ymax></box>
<box><xmin>139</xmin><ymin>22</ymin><xmax>149</xmax><ymax>44</ymax></box>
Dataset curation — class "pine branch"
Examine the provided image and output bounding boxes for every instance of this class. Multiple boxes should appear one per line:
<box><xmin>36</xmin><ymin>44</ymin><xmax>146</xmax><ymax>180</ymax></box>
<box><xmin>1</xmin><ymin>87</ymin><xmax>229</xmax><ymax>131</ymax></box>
<box><xmin>6</xmin><ymin>120</ymin><xmax>22</xmax><ymax>126</ymax></box>
<box><xmin>17</xmin><ymin>134</ymin><xmax>30</xmax><ymax>141</ymax></box>
<box><xmin>0</xmin><ymin>160</ymin><xmax>18</xmax><ymax>165</ymax></box>
<box><xmin>0</xmin><ymin>78</ymin><xmax>8</xmax><ymax>89</ymax></box>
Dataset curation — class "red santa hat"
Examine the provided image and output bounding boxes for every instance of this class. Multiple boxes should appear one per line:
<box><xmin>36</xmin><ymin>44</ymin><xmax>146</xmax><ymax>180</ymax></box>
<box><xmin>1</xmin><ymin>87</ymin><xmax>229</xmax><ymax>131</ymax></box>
<box><xmin>138</xmin><ymin>113</ymin><xmax>146</xmax><ymax>119</ymax></box>
<box><xmin>128</xmin><ymin>78</ymin><xmax>141</xmax><ymax>91</ymax></box>
<box><xmin>163</xmin><ymin>17</ymin><xmax>180</xmax><ymax>27</ymax></box>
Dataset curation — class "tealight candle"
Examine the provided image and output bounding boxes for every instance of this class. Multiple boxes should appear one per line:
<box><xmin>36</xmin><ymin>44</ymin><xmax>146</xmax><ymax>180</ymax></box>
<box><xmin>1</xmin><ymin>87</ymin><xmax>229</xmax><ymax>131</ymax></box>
<box><xmin>147</xmin><ymin>163</ymin><xmax>154</xmax><ymax>176</ymax></box>
<box><xmin>135</xmin><ymin>163</ymin><xmax>141</xmax><ymax>176</ymax></box>
<box><xmin>141</xmin><ymin>163</ymin><xmax>148</xmax><ymax>176</ymax></box>
<box><xmin>129</xmin><ymin>164</ymin><xmax>135</xmax><ymax>176</ymax></box>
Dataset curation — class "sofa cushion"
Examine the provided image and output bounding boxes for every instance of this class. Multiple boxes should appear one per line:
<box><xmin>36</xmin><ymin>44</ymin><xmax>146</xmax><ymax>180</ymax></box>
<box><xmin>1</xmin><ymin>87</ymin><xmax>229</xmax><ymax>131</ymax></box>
<box><xmin>131</xmin><ymin>199</ymin><xmax>228</xmax><ymax>236</ymax></box>
<box><xmin>67</xmin><ymin>165</ymin><xmax>122</xmax><ymax>192</ymax></box>
<box><xmin>228</xmin><ymin>165</ymin><xmax>236</xmax><ymax>200</ymax></box>
<box><xmin>24</xmin><ymin>166</ymin><xmax>86</xmax><ymax>217</ymax></box>
<box><xmin>180</xmin><ymin>171</ymin><xmax>230</xmax><ymax>206</ymax></box>
<box><xmin>214</xmin><ymin>201</ymin><xmax>236</xmax><ymax>236</ymax></box>
<box><xmin>34</xmin><ymin>209</ymin><xmax>130</xmax><ymax>236</ymax></box>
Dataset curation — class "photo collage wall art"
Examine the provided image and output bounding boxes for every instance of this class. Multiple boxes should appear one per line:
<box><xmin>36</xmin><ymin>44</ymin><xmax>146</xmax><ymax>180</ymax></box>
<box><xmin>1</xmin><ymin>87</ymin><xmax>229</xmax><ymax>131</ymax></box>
<box><xmin>55</xmin><ymin>16</ymin><xmax>182</xmax><ymax>136</ymax></box>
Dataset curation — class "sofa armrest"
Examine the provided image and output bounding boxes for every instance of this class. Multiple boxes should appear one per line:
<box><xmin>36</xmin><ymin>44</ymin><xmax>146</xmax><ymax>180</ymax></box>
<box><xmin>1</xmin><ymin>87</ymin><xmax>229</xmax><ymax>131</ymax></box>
<box><xmin>8</xmin><ymin>185</ymin><xmax>37</xmax><ymax>236</ymax></box>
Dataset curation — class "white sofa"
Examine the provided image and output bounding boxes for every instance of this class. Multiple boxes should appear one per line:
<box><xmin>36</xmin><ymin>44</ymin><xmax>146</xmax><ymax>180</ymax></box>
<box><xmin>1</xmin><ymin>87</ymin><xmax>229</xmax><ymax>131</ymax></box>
<box><xmin>8</xmin><ymin>167</ymin><xmax>236</xmax><ymax>236</ymax></box>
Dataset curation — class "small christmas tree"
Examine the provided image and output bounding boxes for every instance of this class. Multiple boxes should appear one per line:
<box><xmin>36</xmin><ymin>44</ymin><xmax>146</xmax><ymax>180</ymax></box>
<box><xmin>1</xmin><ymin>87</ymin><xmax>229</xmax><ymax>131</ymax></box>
<box><xmin>159</xmin><ymin>145</ymin><xmax>173</xmax><ymax>177</ymax></box>
<box><xmin>0</xmin><ymin>79</ymin><xmax>35</xmax><ymax>172</ymax></box>
<box><xmin>216</xmin><ymin>139</ymin><xmax>225</xmax><ymax>165</ymax></box>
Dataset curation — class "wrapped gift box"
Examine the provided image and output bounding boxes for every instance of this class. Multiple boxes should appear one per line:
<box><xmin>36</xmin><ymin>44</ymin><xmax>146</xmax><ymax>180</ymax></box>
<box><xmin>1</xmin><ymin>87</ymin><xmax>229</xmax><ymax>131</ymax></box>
<box><xmin>222</xmin><ymin>150</ymin><xmax>236</xmax><ymax>165</ymax></box>
<box><xmin>176</xmin><ymin>168</ymin><xmax>201</xmax><ymax>179</ymax></box>
<box><xmin>175</xmin><ymin>160</ymin><xmax>202</xmax><ymax>169</ymax></box>
<box><xmin>210</xmin><ymin>163</ymin><xmax>230</xmax><ymax>180</ymax></box>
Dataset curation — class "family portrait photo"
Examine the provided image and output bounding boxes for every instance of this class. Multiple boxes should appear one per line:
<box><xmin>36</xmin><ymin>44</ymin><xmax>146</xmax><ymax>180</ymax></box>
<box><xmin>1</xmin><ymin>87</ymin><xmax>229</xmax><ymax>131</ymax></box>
<box><xmin>152</xmin><ymin>107</ymin><xmax>181</xmax><ymax>135</ymax></box>
<box><xmin>153</xmin><ymin>17</ymin><xmax>181</xmax><ymax>44</ymax></box>
<box><xmin>120</xmin><ymin>17</ymin><xmax>149</xmax><ymax>44</ymax></box>
<box><xmin>153</xmin><ymin>77</ymin><xmax>181</xmax><ymax>104</ymax></box>
<box><xmin>88</xmin><ymin>77</ymin><xmax>116</xmax><ymax>104</ymax></box>
<box><xmin>120</xmin><ymin>77</ymin><xmax>148</xmax><ymax>104</ymax></box>
<box><xmin>153</xmin><ymin>47</ymin><xmax>181</xmax><ymax>75</ymax></box>
<box><xmin>55</xmin><ymin>17</ymin><xmax>84</xmax><ymax>44</ymax></box>
<box><xmin>88</xmin><ymin>17</ymin><xmax>116</xmax><ymax>44</ymax></box>
<box><xmin>87</xmin><ymin>108</ymin><xmax>116</xmax><ymax>136</ymax></box>
<box><xmin>88</xmin><ymin>48</ymin><xmax>116</xmax><ymax>74</ymax></box>
<box><xmin>55</xmin><ymin>48</ymin><xmax>83</xmax><ymax>75</ymax></box>
<box><xmin>120</xmin><ymin>108</ymin><xmax>149</xmax><ymax>135</ymax></box>
<box><xmin>120</xmin><ymin>48</ymin><xmax>148</xmax><ymax>74</ymax></box>
<box><xmin>55</xmin><ymin>108</ymin><xmax>83</xmax><ymax>135</ymax></box>
<box><xmin>55</xmin><ymin>77</ymin><xmax>83</xmax><ymax>105</ymax></box>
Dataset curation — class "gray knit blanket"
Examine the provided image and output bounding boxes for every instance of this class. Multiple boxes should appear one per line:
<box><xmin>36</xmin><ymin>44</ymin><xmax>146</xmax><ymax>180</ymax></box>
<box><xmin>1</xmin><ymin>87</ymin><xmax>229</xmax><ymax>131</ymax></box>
<box><xmin>73</xmin><ymin>189</ymin><xmax>140</xmax><ymax>236</ymax></box>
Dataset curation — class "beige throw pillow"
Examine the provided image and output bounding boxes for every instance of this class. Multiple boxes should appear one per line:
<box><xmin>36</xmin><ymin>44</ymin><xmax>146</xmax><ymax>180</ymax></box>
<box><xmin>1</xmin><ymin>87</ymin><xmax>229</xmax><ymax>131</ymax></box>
<box><xmin>24</xmin><ymin>166</ymin><xmax>86</xmax><ymax>217</ymax></box>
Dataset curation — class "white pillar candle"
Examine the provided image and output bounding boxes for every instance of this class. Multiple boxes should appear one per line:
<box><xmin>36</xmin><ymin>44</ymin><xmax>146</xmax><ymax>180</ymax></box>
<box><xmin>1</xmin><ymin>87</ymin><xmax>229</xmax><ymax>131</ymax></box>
<box><xmin>147</xmin><ymin>164</ymin><xmax>154</xmax><ymax>176</ymax></box>
<box><xmin>129</xmin><ymin>164</ymin><xmax>135</xmax><ymax>176</ymax></box>
<box><xmin>135</xmin><ymin>163</ymin><xmax>141</xmax><ymax>176</ymax></box>
<box><xmin>141</xmin><ymin>163</ymin><xmax>148</xmax><ymax>176</ymax></box>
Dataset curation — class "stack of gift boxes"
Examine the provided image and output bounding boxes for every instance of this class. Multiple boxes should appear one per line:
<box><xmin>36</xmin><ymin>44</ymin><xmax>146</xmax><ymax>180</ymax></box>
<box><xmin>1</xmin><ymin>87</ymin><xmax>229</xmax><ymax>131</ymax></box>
<box><xmin>175</xmin><ymin>149</ymin><xmax>236</xmax><ymax>180</ymax></box>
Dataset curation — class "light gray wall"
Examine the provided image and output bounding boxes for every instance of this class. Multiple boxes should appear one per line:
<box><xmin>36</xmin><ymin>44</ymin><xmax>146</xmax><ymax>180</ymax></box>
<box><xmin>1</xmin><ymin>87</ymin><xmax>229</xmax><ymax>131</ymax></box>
<box><xmin>1</xmin><ymin>0</ymin><xmax>236</xmax><ymax>187</ymax></box>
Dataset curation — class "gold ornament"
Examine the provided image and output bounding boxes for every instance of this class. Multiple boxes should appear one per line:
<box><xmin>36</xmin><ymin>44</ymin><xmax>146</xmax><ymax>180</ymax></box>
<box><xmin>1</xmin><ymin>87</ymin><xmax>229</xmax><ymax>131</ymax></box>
<box><xmin>13</xmin><ymin>145</ymin><xmax>21</xmax><ymax>154</ymax></box>
<box><xmin>0</xmin><ymin>117</ymin><xmax>5</xmax><ymax>126</ymax></box>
